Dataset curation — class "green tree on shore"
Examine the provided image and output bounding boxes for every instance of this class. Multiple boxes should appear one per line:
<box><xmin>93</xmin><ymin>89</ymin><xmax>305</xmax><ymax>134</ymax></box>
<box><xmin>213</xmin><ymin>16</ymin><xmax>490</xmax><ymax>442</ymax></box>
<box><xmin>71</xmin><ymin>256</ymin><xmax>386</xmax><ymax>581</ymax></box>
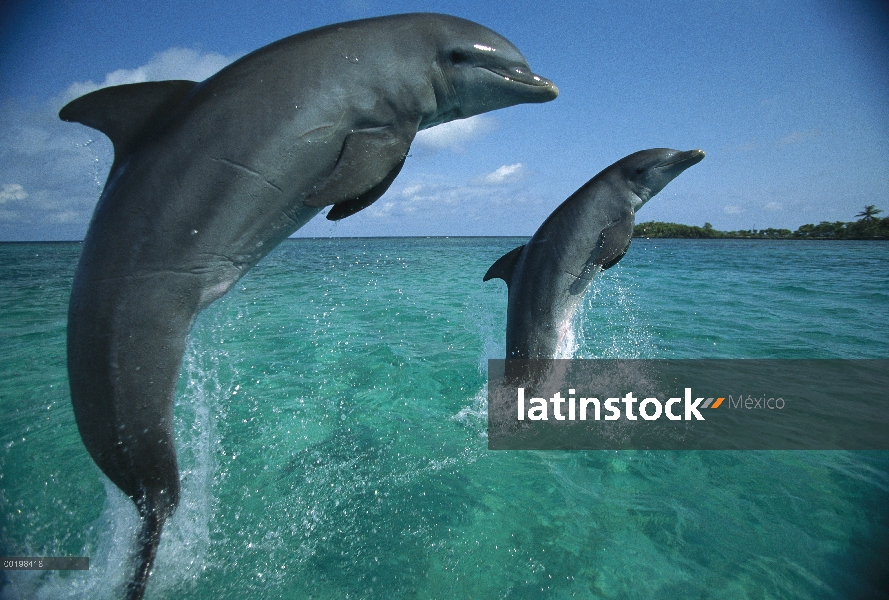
<box><xmin>633</xmin><ymin>207</ymin><xmax>888</xmax><ymax>239</ymax></box>
<box><xmin>855</xmin><ymin>205</ymin><xmax>883</xmax><ymax>221</ymax></box>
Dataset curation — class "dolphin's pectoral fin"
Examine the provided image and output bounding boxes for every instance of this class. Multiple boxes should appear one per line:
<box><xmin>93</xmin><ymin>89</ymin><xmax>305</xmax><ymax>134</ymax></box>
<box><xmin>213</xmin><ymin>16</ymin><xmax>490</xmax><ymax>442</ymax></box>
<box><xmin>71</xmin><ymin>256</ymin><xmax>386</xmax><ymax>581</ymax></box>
<box><xmin>567</xmin><ymin>231</ymin><xmax>610</xmax><ymax>295</ymax></box>
<box><xmin>596</xmin><ymin>222</ymin><xmax>633</xmax><ymax>271</ymax></box>
<box><xmin>567</xmin><ymin>264</ymin><xmax>603</xmax><ymax>295</ymax></box>
<box><xmin>567</xmin><ymin>224</ymin><xmax>633</xmax><ymax>293</ymax></box>
<box><xmin>59</xmin><ymin>80</ymin><xmax>197</xmax><ymax>157</ymax></box>
<box><xmin>578</xmin><ymin>221</ymin><xmax>632</xmax><ymax>275</ymax></box>
<box><xmin>580</xmin><ymin>235</ymin><xmax>606</xmax><ymax>277</ymax></box>
<box><xmin>601</xmin><ymin>240</ymin><xmax>630</xmax><ymax>271</ymax></box>
<box><xmin>483</xmin><ymin>245</ymin><xmax>525</xmax><ymax>287</ymax></box>
<box><xmin>326</xmin><ymin>154</ymin><xmax>407</xmax><ymax>221</ymax></box>
<box><xmin>304</xmin><ymin>126</ymin><xmax>415</xmax><ymax>212</ymax></box>
<box><xmin>568</xmin><ymin>247</ymin><xmax>602</xmax><ymax>295</ymax></box>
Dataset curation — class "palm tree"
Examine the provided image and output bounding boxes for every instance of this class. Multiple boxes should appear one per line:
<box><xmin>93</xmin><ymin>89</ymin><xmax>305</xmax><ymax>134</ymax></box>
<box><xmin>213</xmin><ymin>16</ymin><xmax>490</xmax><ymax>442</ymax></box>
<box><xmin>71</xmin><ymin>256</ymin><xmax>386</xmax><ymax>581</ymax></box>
<box><xmin>855</xmin><ymin>205</ymin><xmax>883</xmax><ymax>221</ymax></box>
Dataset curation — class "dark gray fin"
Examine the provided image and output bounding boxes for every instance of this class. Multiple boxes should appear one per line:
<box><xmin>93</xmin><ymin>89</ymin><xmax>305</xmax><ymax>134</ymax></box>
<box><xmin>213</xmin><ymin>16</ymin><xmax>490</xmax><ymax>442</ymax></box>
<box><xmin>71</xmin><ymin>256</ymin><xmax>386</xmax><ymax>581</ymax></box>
<box><xmin>601</xmin><ymin>239</ymin><xmax>631</xmax><ymax>271</ymax></box>
<box><xmin>59</xmin><ymin>80</ymin><xmax>197</xmax><ymax>157</ymax></box>
<box><xmin>587</xmin><ymin>222</ymin><xmax>633</xmax><ymax>274</ymax></box>
<box><xmin>304</xmin><ymin>126</ymin><xmax>414</xmax><ymax>209</ymax></box>
<box><xmin>326</xmin><ymin>154</ymin><xmax>407</xmax><ymax>221</ymax></box>
<box><xmin>483</xmin><ymin>245</ymin><xmax>525</xmax><ymax>287</ymax></box>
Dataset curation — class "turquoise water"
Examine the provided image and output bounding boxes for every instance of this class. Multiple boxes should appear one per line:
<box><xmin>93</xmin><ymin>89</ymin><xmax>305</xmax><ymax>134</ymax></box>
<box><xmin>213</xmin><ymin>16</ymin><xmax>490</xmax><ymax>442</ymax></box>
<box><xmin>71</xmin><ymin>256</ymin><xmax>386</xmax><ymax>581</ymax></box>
<box><xmin>1</xmin><ymin>238</ymin><xmax>888</xmax><ymax>599</ymax></box>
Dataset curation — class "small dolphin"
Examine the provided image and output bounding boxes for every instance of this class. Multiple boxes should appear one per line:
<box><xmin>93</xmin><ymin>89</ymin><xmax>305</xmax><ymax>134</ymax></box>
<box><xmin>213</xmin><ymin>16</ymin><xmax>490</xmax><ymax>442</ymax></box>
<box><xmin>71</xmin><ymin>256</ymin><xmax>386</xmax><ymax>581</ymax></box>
<box><xmin>60</xmin><ymin>13</ymin><xmax>556</xmax><ymax>599</ymax></box>
<box><xmin>484</xmin><ymin>148</ymin><xmax>704</xmax><ymax>360</ymax></box>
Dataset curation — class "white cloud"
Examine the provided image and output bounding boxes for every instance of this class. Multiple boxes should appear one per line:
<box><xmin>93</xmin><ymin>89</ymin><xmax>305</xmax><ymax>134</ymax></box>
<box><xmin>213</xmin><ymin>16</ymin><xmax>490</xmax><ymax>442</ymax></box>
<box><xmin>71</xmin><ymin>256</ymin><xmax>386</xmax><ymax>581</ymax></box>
<box><xmin>62</xmin><ymin>47</ymin><xmax>239</xmax><ymax>102</ymax></box>
<box><xmin>777</xmin><ymin>130</ymin><xmax>819</xmax><ymax>146</ymax></box>
<box><xmin>369</xmin><ymin>201</ymin><xmax>396</xmax><ymax>218</ymax></box>
<box><xmin>414</xmin><ymin>114</ymin><xmax>496</xmax><ymax>152</ymax></box>
<box><xmin>354</xmin><ymin>165</ymin><xmax>548</xmax><ymax>227</ymax></box>
<box><xmin>0</xmin><ymin>184</ymin><xmax>28</xmax><ymax>204</ymax></box>
<box><xmin>1</xmin><ymin>48</ymin><xmax>239</xmax><ymax>239</ymax></box>
<box><xmin>477</xmin><ymin>163</ymin><xmax>525</xmax><ymax>185</ymax></box>
<box><xmin>734</xmin><ymin>141</ymin><xmax>757</xmax><ymax>152</ymax></box>
<box><xmin>47</xmin><ymin>210</ymin><xmax>80</xmax><ymax>224</ymax></box>
<box><xmin>724</xmin><ymin>205</ymin><xmax>743</xmax><ymax>215</ymax></box>
<box><xmin>764</xmin><ymin>201</ymin><xmax>781</xmax><ymax>211</ymax></box>
<box><xmin>299</xmin><ymin>165</ymin><xmax>555</xmax><ymax>237</ymax></box>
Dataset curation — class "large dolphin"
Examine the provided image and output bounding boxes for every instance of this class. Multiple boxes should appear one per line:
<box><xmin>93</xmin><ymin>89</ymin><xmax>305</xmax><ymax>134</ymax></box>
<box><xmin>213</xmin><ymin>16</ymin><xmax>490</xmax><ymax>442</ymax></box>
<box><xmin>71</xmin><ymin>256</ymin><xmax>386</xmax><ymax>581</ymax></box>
<box><xmin>484</xmin><ymin>148</ymin><xmax>703</xmax><ymax>360</ymax></box>
<box><xmin>60</xmin><ymin>13</ymin><xmax>556</xmax><ymax>599</ymax></box>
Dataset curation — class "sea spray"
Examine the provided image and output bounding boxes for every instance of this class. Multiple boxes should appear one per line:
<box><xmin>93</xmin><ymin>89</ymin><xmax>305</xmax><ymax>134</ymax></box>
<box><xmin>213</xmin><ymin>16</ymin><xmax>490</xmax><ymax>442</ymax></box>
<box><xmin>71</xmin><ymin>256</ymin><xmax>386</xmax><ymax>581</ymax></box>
<box><xmin>3</xmin><ymin>239</ymin><xmax>887</xmax><ymax>599</ymax></box>
<box><xmin>0</xmin><ymin>478</ymin><xmax>138</xmax><ymax>600</ymax></box>
<box><xmin>147</xmin><ymin>320</ymin><xmax>228</xmax><ymax>596</ymax></box>
<box><xmin>570</xmin><ymin>267</ymin><xmax>654</xmax><ymax>359</ymax></box>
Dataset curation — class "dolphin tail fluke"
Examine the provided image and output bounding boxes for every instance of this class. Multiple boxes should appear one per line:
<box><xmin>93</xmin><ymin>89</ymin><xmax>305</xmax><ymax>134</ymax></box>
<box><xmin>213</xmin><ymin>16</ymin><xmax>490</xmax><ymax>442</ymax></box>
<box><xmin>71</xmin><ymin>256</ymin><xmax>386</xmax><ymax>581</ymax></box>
<box><xmin>483</xmin><ymin>245</ymin><xmax>525</xmax><ymax>286</ymax></box>
<box><xmin>125</xmin><ymin>491</ymin><xmax>170</xmax><ymax>600</ymax></box>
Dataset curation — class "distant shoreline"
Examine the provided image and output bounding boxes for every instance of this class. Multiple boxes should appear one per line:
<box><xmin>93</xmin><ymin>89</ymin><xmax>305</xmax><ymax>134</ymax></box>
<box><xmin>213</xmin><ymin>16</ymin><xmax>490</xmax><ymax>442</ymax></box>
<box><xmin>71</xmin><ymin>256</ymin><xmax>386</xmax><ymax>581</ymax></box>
<box><xmin>3</xmin><ymin>235</ymin><xmax>889</xmax><ymax>243</ymax></box>
<box><xmin>3</xmin><ymin>222</ymin><xmax>889</xmax><ymax>245</ymax></box>
<box><xmin>633</xmin><ymin>218</ymin><xmax>889</xmax><ymax>240</ymax></box>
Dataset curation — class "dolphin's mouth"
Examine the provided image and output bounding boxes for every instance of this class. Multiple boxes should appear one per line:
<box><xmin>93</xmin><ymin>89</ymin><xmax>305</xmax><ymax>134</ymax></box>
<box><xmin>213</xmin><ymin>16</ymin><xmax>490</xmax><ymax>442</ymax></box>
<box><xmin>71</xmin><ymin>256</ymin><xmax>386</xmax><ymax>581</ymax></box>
<box><xmin>479</xmin><ymin>65</ymin><xmax>558</xmax><ymax>91</ymax></box>
<box><xmin>658</xmin><ymin>149</ymin><xmax>706</xmax><ymax>169</ymax></box>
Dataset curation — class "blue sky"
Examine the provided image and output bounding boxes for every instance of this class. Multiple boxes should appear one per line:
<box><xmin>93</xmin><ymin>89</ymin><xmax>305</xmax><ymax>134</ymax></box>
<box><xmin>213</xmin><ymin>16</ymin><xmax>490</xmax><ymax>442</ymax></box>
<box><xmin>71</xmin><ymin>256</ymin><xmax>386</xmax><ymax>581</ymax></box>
<box><xmin>0</xmin><ymin>0</ymin><xmax>887</xmax><ymax>240</ymax></box>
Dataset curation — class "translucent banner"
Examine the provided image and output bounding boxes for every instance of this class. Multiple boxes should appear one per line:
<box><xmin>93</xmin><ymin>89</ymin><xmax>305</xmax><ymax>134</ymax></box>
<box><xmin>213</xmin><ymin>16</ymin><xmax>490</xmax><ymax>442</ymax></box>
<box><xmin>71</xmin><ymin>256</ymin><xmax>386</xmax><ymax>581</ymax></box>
<box><xmin>487</xmin><ymin>360</ymin><xmax>889</xmax><ymax>450</ymax></box>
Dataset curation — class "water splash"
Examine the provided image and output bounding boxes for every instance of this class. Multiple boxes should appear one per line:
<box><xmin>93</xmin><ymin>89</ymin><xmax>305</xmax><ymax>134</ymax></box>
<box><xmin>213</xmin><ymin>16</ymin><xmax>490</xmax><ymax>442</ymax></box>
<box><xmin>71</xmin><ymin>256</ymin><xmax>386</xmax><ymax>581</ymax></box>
<box><xmin>148</xmin><ymin>330</ymin><xmax>226</xmax><ymax>596</ymax></box>
<box><xmin>2</xmin><ymin>314</ymin><xmax>227</xmax><ymax>599</ymax></box>
<box><xmin>0</xmin><ymin>478</ymin><xmax>139</xmax><ymax>600</ymax></box>
<box><xmin>569</xmin><ymin>269</ymin><xmax>654</xmax><ymax>359</ymax></box>
<box><xmin>73</xmin><ymin>137</ymin><xmax>112</xmax><ymax>191</ymax></box>
<box><xmin>451</xmin><ymin>386</ymin><xmax>488</xmax><ymax>438</ymax></box>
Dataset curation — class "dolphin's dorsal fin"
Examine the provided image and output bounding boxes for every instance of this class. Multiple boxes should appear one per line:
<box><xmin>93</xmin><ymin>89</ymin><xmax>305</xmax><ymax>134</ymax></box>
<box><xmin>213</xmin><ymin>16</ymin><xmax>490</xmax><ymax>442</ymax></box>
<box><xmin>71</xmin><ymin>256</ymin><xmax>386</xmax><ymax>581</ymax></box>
<box><xmin>483</xmin><ymin>245</ymin><xmax>525</xmax><ymax>287</ymax></box>
<box><xmin>59</xmin><ymin>80</ymin><xmax>197</xmax><ymax>156</ymax></box>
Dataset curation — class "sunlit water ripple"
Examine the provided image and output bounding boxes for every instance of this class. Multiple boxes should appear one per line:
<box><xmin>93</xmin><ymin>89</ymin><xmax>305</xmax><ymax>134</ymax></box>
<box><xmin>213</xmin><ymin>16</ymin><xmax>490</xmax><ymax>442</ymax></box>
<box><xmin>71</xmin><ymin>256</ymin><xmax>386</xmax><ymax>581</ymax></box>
<box><xmin>1</xmin><ymin>238</ymin><xmax>887</xmax><ymax>599</ymax></box>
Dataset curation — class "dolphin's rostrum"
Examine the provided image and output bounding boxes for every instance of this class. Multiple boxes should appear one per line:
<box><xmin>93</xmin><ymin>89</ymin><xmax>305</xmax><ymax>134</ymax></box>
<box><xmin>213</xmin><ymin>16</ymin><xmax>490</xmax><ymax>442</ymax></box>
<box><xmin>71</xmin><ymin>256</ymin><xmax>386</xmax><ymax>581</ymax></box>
<box><xmin>485</xmin><ymin>148</ymin><xmax>704</xmax><ymax>361</ymax></box>
<box><xmin>61</xmin><ymin>13</ymin><xmax>557</xmax><ymax>599</ymax></box>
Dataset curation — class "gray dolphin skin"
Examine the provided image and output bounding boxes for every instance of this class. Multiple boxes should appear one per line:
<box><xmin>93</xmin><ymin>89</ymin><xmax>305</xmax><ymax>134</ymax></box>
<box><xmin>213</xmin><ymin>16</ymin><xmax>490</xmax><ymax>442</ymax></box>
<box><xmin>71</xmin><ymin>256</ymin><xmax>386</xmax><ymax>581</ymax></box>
<box><xmin>484</xmin><ymin>148</ymin><xmax>704</xmax><ymax>360</ymax></box>
<box><xmin>60</xmin><ymin>13</ymin><xmax>556</xmax><ymax>599</ymax></box>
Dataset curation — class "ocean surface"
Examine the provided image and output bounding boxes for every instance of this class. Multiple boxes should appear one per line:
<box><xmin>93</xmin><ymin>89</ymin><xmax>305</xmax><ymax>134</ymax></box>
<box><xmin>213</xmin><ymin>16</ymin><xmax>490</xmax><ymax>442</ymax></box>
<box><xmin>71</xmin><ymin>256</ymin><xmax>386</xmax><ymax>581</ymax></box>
<box><xmin>1</xmin><ymin>237</ymin><xmax>888</xmax><ymax>599</ymax></box>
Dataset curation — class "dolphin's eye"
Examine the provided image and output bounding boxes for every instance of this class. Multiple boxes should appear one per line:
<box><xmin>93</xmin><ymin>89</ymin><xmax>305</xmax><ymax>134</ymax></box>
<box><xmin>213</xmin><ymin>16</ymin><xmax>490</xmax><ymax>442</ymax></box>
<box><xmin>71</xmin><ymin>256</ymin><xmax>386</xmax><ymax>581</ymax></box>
<box><xmin>635</xmin><ymin>168</ymin><xmax>644</xmax><ymax>174</ymax></box>
<box><xmin>449</xmin><ymin>50</ymin><xmax>471</xmax><ymax>64</ymax></box>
